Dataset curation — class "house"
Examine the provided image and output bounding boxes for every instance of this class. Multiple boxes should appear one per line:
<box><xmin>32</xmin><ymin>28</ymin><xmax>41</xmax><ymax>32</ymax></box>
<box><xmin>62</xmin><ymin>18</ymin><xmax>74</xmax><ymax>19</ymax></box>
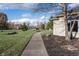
<box><xmin>53</xmin><ymin>12</ymin><xmax>79</xmax><ymax>38</ymax></box>
<box><xmin>0</xmin><ymin>13</ymin><xmax>8</xmax><ymax>30</ymax></box>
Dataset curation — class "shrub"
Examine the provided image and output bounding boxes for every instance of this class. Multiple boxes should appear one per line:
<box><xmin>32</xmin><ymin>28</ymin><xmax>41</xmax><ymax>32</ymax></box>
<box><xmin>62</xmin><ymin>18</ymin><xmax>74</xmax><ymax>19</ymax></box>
<box><xmin>7</xmin><ymin>32</ymin><xmax>17</xmax><ymax>35</ymax></box>
<box><xmin>21</xmin><ymin>23</ymin><xmax>28</xmax><ymax>31</ymax></box>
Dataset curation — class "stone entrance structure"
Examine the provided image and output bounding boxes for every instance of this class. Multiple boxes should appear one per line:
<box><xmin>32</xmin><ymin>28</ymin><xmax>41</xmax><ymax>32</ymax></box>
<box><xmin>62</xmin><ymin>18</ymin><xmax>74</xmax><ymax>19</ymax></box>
<box><xmin>53</xmin><ymin>12</ymin><xmax>79</xmax><ymax>38</ymax></box>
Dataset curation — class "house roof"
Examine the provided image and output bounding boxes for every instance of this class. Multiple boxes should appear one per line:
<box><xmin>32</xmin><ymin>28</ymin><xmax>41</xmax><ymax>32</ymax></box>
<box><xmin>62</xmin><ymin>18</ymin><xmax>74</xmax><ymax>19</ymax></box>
<box><xmin>53</xmin><ymin>12</ymin><xmax>79</xmax><ymax>21</ymax></box>
<box><xmin>0</xmin><ymin>13</ymin><xmax>6</xmax><ymax>17</ymax></box>
<box><xmin>55</xmin><ymin>12</ymin><xmax>78</xmax><ymax>18</ymax></box>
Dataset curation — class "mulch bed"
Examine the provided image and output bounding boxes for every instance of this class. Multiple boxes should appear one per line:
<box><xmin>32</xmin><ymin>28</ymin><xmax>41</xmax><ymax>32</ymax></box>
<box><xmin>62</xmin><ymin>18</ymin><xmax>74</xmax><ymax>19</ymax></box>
<box><xmin>42</xmin><ymin>35</ymin><xmax>79</xmax><ymax>56</ymax></box>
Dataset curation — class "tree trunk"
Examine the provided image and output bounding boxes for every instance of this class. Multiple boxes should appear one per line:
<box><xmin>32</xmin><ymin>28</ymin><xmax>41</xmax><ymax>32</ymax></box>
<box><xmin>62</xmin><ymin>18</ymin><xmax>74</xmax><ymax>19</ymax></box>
<box><xmin>69</xmin><ymin>19</ymin><xmax>76</xmax><ymax>39</ymax></box>
<box><xmin>64</xmin><ymin>4</ymin><xmax>70</xmax><ymax>41</ymax></box>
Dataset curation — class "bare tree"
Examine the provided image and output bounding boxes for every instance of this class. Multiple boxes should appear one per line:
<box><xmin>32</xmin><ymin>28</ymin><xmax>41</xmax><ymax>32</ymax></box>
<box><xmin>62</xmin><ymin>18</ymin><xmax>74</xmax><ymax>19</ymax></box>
<box><xmin>31</xmin><ymin>3</ymin><xmax>76</xmax><ymax>41</ymax></box>
<box><xmin>60</xmin><ymin>3</ymin><xmax>70</xmax><ymax>41</ymax></box>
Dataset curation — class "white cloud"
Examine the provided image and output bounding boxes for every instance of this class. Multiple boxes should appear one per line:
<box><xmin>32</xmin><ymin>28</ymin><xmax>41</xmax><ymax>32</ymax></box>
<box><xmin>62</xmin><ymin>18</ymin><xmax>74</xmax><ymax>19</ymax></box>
<box><xmin>8</xmin><ymin>18</ymin><xmax>29</xmax><ymax>23</ymax></box>
<box><xmin>8</xmin><ymin>16</ymin><xmax>49</xmax><ymax>26</ymax></box>
<box><xmin>21</xmin><ymin>3</ymin><xmax>38</xmax><ymax>9</ymax></box>
<box><xmin>48</xmin><ymin>10</ymin><xmax>55</xmax><ymax>14</ymax></box>
<box><xmin>68</xmin><ymin>4</ymin><xmax>79</xmax><ymax>9</ymax></box>
<box><xmin>40</xmin><ymin>16</ymin><xmax>45</xmax><ymax>19</ymax></box>
<box><xmin>0</xmin><ymin>3</ymin><xmax>38</xmax><ymax>10</ymax></box>
<box><xmin>0</xmin><ymin>5</ymin><xmax>2</xmax><ymax>8</ymax></box>
<box><xmin>8</xmin><ymin>18</ymin><xmax>39</xmax><ymax>26</ymax></box>
<box><xmin>21</xmin><ymin>13</ymin><xmax>32</xmax><ymax>18</ymax></box>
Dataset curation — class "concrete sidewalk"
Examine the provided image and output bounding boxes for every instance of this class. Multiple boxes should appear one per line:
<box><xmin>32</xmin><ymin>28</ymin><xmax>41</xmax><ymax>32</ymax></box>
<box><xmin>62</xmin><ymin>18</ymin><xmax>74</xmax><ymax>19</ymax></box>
<box><xmin>21</xmin><ymin>32</ymin><xmax>48</xmax><ymax>56</ymax></box>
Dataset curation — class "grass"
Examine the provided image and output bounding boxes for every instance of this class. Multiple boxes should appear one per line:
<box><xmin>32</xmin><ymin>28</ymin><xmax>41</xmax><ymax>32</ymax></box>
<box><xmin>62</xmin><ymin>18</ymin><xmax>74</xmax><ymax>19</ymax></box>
<box><xmin>41</xmin><ymin>29</ymin><xmax>53</xmax><ymax>37</ymax></box>
<box><xmin>0</xmin><ymin>29</ymin><xmax>36</xmax><ymax>56</ymax></box>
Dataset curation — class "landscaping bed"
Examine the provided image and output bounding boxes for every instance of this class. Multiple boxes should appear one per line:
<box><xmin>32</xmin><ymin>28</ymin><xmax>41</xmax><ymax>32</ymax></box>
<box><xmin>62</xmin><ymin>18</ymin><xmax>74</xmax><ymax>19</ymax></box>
<box><xmin>42</xmin><ymin>33</ymin><xmax>79</xmax><ymax>56</ymax></box>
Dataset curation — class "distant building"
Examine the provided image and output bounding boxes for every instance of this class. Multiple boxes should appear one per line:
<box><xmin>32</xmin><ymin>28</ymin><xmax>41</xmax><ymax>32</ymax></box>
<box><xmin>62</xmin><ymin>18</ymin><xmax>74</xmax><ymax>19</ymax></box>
<box><xmin>8</xmin><ymin>22</ymin><xmax>22</xmax><ymax>30</ymax></box>
<box><xmin>0</xmin><ymin>13</ymin><xmax>8</xmax><ymax>30</ymax></box>
<box><xmin>53</xmin><ymin>12</ymin><xmax>79</xmax><ymax>38</ymax></box>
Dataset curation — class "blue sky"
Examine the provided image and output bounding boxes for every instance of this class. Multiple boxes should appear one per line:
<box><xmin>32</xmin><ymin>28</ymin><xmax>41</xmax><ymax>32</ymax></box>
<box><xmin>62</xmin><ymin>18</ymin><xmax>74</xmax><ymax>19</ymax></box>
<box><xmin>0</xmin><ymin>3</ymin><xmax>79</xmax><ymax>25</ymax></box>
<box><xmin>2</xmin><ymin>9</ymin><xmax>50</xmax><ymax>22</ymax></box>
<box><xmin>0</xmin><ymin>3</ymin><xmax>54</xmax><ymax>24</ymax></box>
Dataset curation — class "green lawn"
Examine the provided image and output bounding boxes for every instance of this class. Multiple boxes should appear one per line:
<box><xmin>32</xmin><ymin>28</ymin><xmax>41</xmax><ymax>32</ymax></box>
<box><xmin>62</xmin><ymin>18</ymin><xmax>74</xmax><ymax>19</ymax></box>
<box><xmin>0</xmin><ymin>30</ymin><xmax>36</xmax><ymax>56</ymax></box>
<box><xmin>41</xmin><ymin>29</ymin><xmax>53</xmax><ymax>37</ymax></box>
